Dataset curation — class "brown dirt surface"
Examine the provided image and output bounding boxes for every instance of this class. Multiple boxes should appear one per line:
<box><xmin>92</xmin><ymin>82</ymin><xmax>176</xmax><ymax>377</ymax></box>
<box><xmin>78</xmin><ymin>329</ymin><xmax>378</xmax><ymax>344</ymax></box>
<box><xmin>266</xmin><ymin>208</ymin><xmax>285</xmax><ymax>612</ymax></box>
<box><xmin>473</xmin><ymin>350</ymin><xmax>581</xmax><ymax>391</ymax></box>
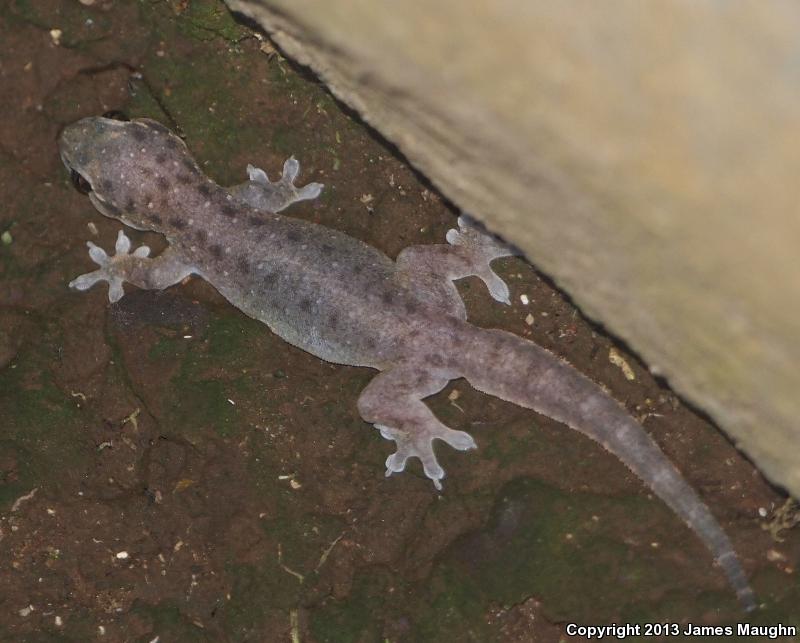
<box><xmin>0</xmin><ymin>1</ymin><xmax>798</xmax><ymax>641</ymax></box>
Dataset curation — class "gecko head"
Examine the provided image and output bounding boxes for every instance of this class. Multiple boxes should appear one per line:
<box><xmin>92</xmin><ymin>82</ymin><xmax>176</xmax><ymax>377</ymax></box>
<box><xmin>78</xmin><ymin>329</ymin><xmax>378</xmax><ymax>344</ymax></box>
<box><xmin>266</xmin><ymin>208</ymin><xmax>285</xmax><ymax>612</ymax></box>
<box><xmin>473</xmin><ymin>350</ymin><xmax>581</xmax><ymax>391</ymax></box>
<box><xmin>59</xmin><ymin>116</ymin><xmax>197</xmax><ymax>231</ymax></box>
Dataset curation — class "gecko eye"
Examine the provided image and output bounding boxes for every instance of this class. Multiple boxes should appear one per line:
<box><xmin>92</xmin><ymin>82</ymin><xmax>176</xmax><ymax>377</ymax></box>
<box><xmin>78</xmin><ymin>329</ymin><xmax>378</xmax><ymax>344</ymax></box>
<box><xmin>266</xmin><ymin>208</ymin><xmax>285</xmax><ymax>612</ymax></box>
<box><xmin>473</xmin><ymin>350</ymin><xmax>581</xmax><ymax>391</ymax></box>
<box><xmin>102</xmin><ymin>110</ymin><xmax>129</xmax><ymax>122</ymax></box>
<box><xmin>70</xmin><ymin>169</ymin><xmax>92</xmax><ymax>195</ymax></box>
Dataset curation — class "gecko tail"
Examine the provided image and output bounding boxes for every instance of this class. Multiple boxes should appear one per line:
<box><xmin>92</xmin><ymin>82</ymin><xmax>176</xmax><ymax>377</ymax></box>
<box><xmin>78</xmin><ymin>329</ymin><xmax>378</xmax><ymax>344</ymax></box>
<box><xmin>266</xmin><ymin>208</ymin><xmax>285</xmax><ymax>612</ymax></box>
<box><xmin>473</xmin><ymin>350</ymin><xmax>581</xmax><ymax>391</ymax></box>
<box><xmin>462</xmin><ymin>326</ymin><xmax>756</xmax><ymax>612</ymax></box>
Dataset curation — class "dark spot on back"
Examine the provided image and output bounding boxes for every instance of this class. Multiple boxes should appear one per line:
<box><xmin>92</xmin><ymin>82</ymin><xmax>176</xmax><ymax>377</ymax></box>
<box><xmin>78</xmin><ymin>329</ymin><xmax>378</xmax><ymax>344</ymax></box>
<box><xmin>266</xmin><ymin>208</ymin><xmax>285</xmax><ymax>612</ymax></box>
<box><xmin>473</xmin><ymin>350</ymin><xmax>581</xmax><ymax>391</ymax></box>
<box><xmin>428</xmin><ymin>354</ymin><xmax>444</xmax><ymax>367</ymax></box>
<box><xmin>145</xmin><ymin>213</ymin><xmax>163</xmax><ymax>225</ymax></box>
<box><xmin>220</xmin><ymin>204</ymin><xmax>237</xmax><ymax>218</ymax></box>
<box><xmin>195</xmin><ymin>229</ymin><xmax>207</xmax><ymax>243</ymax></box>
<box><xmin>299</xmin><ymin>298</ymin><xmax>312</xmax><ymax>311</ymax></box>
<box><xmin>352</xmin><ymin>265</ymin><xmax>363</xmax><ymax>275</ymax></box>
<box><xmin>287</xmin><ymin>230</ymin><xmax>301</xmax><ymax>242</ymax></box>
<box><xmin>328</xmin><ymin>313</ymin><xmax>338</xmax><ymax>329</ymax></box>
<box><xmin>131</xmin><ymin>128</ymin><xmax>147</xmax><ymax>142</ymax></box>
<box><xmin>364</xmin><ymin>337</ymin><xmax>377</xmax><ymax>350</ymax></box>
<box><xmin>248</xmin><ymin>215</ymin><xmax>266</xmax><ymax>226</ymax></box>
<box><xmin>237</xmin><ymin>256</ymin><xmax>250</xmax><ymax>274</ymax></box>
<box><xmin>176</xmin><ymin>174</ymin><xmax>193</xmax><ymax>185</ymax></box>
<box><xmin>157</xmin><ymin>176</ymin><xmax>170</xmax><ymax>191</ymax></box>
<box><xmin>405</xmin><ymin>302</ymin><xmax>418</xmax><ymax>314</ymax></box>
<box><xmin>100</xmin><ymin>179</ymin><xmax>113</xmax><ymax>192</ymax></box>
<box><xmin>263</xmin><ymin>272</ymin><xmax>277</xmax><ymax>286</ymax></box>
<box><xmin>197</xmin><ymin>183</ymin><xmax>211</xmax><ymax>197</ymax></box>
<box><xmin>182</xmin><ymin>158</ymin><xmax>197</xmax><ymax>173</ymax></box>
<box><xmin>125</xmin><ymin>198</ymin><xmax>136</xmax><ymax>212</ymax></box>
<box><xmin>155</xmin><ymin>153</ymin><xmax>167</xmax><ymax>164</ymax></box>
<box><xmin>168</xmin><ymin>217</ymin><xmax>186</xmax><ymax>230</ymax></box>
<box><xmin>209</xmin><ymin>244</ymin><xmax>222</xmax><ymax>258</ymax></box>
<box><xmin>141</xmin><ymin>167</ymin><xmax>153</xmax><ymax>177</ymax></box>
<box><xmin>320</xmin><ymin>244</ymin><xmax>333</xmax><ymax>255</ymax></box>
<box><xmin>381</xmin><ymin>290</ymin><xmax>394</xmax><ymax>305</ymax></box>
<box><xmin>165</xmin><ymin>137</ymin><xmax>178</xmax><ymax>149</ymax></box>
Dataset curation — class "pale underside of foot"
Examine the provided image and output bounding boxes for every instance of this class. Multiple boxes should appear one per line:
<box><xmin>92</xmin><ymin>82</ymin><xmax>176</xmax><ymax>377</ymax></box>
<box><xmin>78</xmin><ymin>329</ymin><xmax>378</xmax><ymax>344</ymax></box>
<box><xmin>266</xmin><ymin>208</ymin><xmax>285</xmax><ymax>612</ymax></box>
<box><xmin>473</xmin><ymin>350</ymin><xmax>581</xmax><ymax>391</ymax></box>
<box><xmin>229</xmin><ymin>156</ymin><xmax>323</xmax><ymax>213</ymax></box>
<box><xmin>376</xmin><ymin>422</ymin><xmax>477</xmax><ymax>490</ymax></box>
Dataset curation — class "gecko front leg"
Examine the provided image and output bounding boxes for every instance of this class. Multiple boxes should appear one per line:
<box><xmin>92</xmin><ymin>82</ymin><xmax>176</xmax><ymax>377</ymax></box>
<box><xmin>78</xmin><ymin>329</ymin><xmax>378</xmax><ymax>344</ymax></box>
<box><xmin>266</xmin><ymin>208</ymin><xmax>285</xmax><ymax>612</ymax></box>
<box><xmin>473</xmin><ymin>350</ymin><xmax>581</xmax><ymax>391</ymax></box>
<box><xmin>70</xmin><ymin>230</ymin><xmax>194</xmax><ymax>303</ymax></box>
<box><xmin>228</xmin><ymin>156</ymin><xmax>323</xmax><ymax>213</ymax></box>
<box><xmin>396</xmin><ymin>215</ymin><xmax>520</xmax><ymax>305</ymax></box>
<box><xmin>357</xmin><ymin>364</ymin><xmax>477</xmax><ymax>490</ymax></box>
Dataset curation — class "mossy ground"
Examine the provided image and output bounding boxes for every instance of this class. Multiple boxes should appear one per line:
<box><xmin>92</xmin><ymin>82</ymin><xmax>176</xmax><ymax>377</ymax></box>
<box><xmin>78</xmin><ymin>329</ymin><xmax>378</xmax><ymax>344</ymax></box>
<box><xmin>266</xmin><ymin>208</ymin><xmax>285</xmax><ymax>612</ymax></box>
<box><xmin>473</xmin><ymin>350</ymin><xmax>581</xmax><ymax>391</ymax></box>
<box><xmin>0</xmin><ymin>0</ymin><xmax>798</xmax><ymax>641</ymax></box>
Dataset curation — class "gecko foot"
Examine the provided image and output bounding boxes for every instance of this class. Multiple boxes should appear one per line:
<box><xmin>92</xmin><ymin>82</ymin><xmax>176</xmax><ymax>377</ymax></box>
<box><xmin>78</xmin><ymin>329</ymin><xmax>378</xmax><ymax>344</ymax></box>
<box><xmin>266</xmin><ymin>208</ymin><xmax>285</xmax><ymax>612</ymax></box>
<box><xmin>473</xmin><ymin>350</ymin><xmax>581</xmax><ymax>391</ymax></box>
<box><xmin>445</xmin><ymin>215</ymin><xmax>521</xmax><ymax>305</ymax></box>
<box><xmin>375</xmin><ymin>422</ymin><xmax>477</xmax><ymax>491</ymax></box>
<box><xmin>69</xmin><ymin>230</ymin><xmax>150</xmax><ymax>303</ymax></box>
<box><xmin>239</xmin><ymin>156</ymin><xmax>324</xmax><ymax>212</ymax></box>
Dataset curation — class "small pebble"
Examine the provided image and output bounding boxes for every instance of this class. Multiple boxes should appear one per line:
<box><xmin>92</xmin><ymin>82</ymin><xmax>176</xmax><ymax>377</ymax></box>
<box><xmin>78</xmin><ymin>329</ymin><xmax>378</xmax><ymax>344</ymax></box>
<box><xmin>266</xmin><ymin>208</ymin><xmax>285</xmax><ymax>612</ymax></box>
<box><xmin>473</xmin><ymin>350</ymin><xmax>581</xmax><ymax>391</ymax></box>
<box><xmin>115</xmin><ymin>551</ymin><xmax>129</xmax><ymax>560</ymax></box>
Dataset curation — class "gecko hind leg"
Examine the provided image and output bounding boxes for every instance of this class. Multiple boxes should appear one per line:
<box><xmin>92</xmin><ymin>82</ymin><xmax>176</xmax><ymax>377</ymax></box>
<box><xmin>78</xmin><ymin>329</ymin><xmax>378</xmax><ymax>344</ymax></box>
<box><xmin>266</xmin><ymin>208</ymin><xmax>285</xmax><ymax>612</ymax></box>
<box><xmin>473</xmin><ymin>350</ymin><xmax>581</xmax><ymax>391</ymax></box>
<box><xmin>228</xmin><ymin>156</ymin><xmax>324</xmax><ymax>213</ymax></box>
<box><xmin>357</xmin><ymin>365</ymin><xmax>477</xmax><ymax>490</ymax></box>
<box><xmin>396</xmin><ymin>214</ymin><xmax>521</xmax><ymax>305</ymax></box>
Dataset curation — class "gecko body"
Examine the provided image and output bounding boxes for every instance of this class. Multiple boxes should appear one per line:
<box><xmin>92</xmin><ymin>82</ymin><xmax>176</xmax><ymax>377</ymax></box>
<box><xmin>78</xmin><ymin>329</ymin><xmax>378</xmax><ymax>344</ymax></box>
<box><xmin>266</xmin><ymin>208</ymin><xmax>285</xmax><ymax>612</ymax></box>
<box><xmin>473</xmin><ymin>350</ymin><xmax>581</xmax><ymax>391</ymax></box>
<box><xmin>59</xmin><ymin>116</ymin><xmax>756</xmax><ymax>610</ymax></box>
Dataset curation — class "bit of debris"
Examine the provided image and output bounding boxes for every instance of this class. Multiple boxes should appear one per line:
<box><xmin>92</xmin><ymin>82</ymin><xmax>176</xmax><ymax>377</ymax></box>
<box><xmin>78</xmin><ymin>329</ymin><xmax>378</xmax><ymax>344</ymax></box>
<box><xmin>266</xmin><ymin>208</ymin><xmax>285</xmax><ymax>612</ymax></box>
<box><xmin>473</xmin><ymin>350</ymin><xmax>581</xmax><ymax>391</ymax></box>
<box><xmin>277</xmin><ymin>544</ymin><xmax>304</xmax><ymax>583</ymax></box>
<box><xmin>87</xmin><ymin>221</ymin><xmax>99</xmax><ymax>235</ymax></box>
<box><xmin>49</xmin><ymin>29</ymin><xmax>62</xmax><ymax>45</ymax></box>
<box><xmin>115</xmin><ymin>551</ymin><xmax>129</xmax><ymax>560</ymax></box>
<box><xmin>11</xmin><ymin>488</ymin><xmax>38</xmax><ymax>513</ymax></box>
<box><xmin>766</xmin><ymin>549</ymin><xmax>786</xmax><ymax>562</ymax></box>
<box><xmin>1</xmin><ymin>230</ymin><xmax>11</xmax><ymax>245</ymax></box>
<box><xmin>525</xmin><ymin>313</ymin><xmax>535</xmax><ymax>326</ymax></box>
<box><xmin>278</xmin><ymin>473</ymin><xmax>302</xmax><ymax>489</ymax></box>
<box><xmin>315</xmin><ymin>533</ymin><xmax>344</xmax><ymax>571</ymax></box>
<box><xmin>290</xmin><ymin>609</ymin><xmax>300</xmax><ymax>643</ymax></box>
<box><xmin>762</xmin><ymin>497</ymin><xmax>800</xmax><ymax>542</ymax></box>
<box><xmin>54</xmin><ymin>615</ymin><xmax>63</xmax><ymax>627</ymax></box>
<box><xmin>18</xmin><ymin>605</ymin><xmax>34</xmax><ymax>617</ymax></box>
<box><xmin>120</xmin><ymin>408</ymin><xmax>140</xmax><ymax>431</ymax></box>
<box><xmin>227</xmin><ymin>398</ymin><xmax>235</xmax><ymax>405</ymax></box>
<box><xmin>519</xmin><ymin>294</ymin><xmax>530</xmax><ymax>305</ymax></box>
<box><xmin>258</xmin><ymin>38</ymin><xmax>278</xmax><ymax>60</ymax></box>
<box><xmin>174</xmin><ymin>479</ymin><xmax>195</xmax><ymax>492</ymax></box>
<box><xmin>447</xmin><ymin>389</ymin><xmax>464</xmax><ymax>412</ymax></box>
<box><xmin>608</xmin><ymin>347</ymin><xmax>636</xmax><ymax>381</ymax></box>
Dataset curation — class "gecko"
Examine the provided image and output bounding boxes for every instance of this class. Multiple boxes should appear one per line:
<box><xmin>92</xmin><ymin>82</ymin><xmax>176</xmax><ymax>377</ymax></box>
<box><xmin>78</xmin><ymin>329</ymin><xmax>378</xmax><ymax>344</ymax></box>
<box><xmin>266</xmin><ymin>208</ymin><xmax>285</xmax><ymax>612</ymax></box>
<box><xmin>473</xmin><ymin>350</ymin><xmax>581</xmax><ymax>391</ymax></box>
<box><xmin>58</xmin><ymin>115</ymin><xmax>756</xmax><ymax>610</ymax></box>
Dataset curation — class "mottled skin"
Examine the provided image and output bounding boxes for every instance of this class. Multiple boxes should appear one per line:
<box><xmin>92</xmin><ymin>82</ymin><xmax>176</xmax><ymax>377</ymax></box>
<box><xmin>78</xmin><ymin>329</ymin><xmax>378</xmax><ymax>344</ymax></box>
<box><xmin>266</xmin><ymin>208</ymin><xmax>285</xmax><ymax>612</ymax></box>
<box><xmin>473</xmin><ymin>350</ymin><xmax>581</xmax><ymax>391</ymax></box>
<box><xmin>60</xmin><ymin>116</ymin><xmax>755</xmax><ymax>610</ymax></box>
